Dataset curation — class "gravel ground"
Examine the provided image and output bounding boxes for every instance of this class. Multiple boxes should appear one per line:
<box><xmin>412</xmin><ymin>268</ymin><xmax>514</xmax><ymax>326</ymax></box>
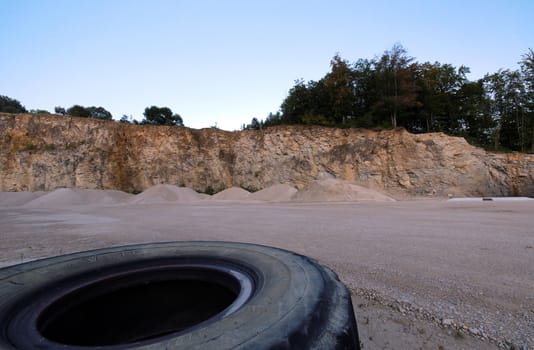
<box><xmin>1</xmin><ymin>198</ymin><xmax>533</xmax><ymax>349</ymax></box>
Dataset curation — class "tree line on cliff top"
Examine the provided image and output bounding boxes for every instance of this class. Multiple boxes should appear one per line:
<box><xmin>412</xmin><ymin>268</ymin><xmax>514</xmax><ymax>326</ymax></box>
<box><xmin>245</xmin><ymin>45</ymin><xmax>534</xmax><ymax>153</ymax></box>
<box><xmin>2</xmin><ymin>44</ymin><xmax>533</xmax><ymax>152</ymax></box>
<box><xmin>0</xmin><ymin>99</ymin><xmax>183</xmax><ymax>127</ymax></box>
<box><xmin>53</xmin><ymin>105</ymin><xmax>184</xmax><ymax>126</ymax></box>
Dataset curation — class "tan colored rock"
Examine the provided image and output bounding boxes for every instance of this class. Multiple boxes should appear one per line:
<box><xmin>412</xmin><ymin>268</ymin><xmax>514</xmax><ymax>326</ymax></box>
<box><xmin>1</xmin><ymin>113</ymin><xmax>533</xmax><ymax>197</ymax></box>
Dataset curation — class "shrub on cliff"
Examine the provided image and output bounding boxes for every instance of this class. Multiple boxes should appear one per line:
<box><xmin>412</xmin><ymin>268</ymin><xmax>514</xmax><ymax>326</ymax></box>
<box><xmin>142</xmin><ymin>106</ymin><xmax>183</xmax><ymax>126</ymax></box>
<box><xmin>66</xmin><ymin>105</ymin><xmax>113</xmax><ymax>120</ymax></box>
<box><xmin>0</xmin><ymin>95</ymin><xmax>27</xmax><ymax>114</ymax></box>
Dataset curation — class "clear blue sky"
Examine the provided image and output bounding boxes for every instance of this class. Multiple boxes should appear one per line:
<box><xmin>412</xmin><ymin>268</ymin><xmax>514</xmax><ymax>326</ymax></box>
<box><xmin>1</xmin><ymin>0</ymin><xmax>532</xmax><ymax>130</ymax></box>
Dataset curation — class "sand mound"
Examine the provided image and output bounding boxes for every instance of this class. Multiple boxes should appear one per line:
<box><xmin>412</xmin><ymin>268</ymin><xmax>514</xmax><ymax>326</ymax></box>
<box><xmin>209</xmin><ymin>187</ymin><xmax>251</xmax><ymax>201</ymax></box>
<box><xmin>0</xmin><ymin>191</ymin><xmax>46</xmax><ymax>207</ymax></box>
<box><xmin>24</xmin><ymin>188</ymin><xmax>132</xmax><ymax>208</ymax></box>
<box><xmin>93</xmin><ymin>190</ymin><xmax>133</xmax><ymax>205</ymax></box>
<box><xmin>131</xmin><ymin>184</ymin><xmax>204</xmax><ymax>204</ymax></box>
<box><xmin>293</xmin><ymin>179</ymin><xmax>395</xmax><ymax>202</ymax></box>
<box><xmin>249</xmin><ymin>184</ymin><xmax>298</xmax><ymax>202</ymax></box>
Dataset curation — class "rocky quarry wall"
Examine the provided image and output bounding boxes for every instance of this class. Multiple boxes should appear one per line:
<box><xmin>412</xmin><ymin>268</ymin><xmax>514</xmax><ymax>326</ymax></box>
<box><xmin>1</xmin><ymin>113</ymin><xmax>533</xmax><ymax>197</ymax></box>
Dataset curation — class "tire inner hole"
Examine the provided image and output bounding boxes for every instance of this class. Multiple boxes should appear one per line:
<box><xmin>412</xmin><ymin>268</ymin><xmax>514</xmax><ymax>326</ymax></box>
<box><xmin>37</xmin><ymin>269</ymin><xmax>239</xmax><ymax>346</ymax></box>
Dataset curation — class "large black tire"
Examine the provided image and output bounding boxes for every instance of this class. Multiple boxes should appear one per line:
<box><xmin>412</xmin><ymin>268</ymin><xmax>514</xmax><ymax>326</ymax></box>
<box><xmin>0</xmin><ymin>241</ymin><xmax>360</xmax><ymax>349</ymax></box>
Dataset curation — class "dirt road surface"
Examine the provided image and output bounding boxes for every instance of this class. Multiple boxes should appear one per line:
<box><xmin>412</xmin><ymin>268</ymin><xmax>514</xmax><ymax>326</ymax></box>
<box><xmin>1</xmin><ymin>199</ymin><xmax>533</xmax><ymax>349</ymax></box>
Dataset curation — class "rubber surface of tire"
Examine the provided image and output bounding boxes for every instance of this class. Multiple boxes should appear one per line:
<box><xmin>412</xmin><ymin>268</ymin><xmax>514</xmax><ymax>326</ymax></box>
<box><xmin>0</xmin><ymin>241</ymin><xmax>360</xmax><ymax>349</ymax></box>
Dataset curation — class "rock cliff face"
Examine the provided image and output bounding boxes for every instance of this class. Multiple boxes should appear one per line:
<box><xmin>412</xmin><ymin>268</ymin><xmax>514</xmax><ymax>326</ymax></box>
<box><xmin>1</xmin><ymin>113</ymin><xmax>533</xmax><ymax>197</ymax></box>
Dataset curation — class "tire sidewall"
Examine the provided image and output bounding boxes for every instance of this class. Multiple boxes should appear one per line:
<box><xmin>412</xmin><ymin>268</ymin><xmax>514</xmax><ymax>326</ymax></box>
<box><xmin>0</xmin><ymin>241</ymin><xmax>359</xmax><ymax>349</ymax></box>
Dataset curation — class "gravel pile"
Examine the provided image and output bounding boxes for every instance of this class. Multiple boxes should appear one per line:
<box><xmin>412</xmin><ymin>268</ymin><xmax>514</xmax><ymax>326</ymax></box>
<box><xmin>23</xmin><ymin>188</ymin><xmax>132</xmax><ymax>208</ymax></box>
<box><xmin>129</xmin><ymin>184</ymin><xmax>204</xmax><ymax>204</ymax></box>
<box><xmin>248</xmin><ymin>184</ymin><xmax>298</xmax><ymax>202</ymax></box>
<box><xmin>208</xmin><ymin>187</ymin><xmax>251</xmax><ymax>201</ymax></box>
<box><xmin>293</xmin><ymin>179</ymin><xmax>395</xmax><ymax>202</ymax></box>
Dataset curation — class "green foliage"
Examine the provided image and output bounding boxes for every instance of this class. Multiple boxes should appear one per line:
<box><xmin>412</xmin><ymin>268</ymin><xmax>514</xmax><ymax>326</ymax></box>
<box><xmin>54</xmin><ymin>106</ymin><xmax>66</xmax><ymax>115</ymax></box>
<box><xmin>263</xmin><ymin>112</ymin><xmax>283</xmax><ymax>127</ymax></box>
<box><xmin>256</xmin><ymin>44</ymin><xmax>534</xmax><ymax>152</ymax></box>
<box><xmin>519</xmin><ymin>49</ymin><xmax>534</xmax><ymax>152</ymax></box>
<box><xmin>0</xmin><ymin>95</ymin><xmax>27</xmax><ymax>113</ymax></box>
<box><xmin>87</xmin><ymin>106</ymin><xmax>113</xmax><ymax>120</ymax></box>
<box><xmin>302</xmin><ymin>113</ymin><xmax>332</xmax><ymax>126</ymax></box>
<box><xmin>22</xmin><ymin>141</ymin><xmax>37</xmax><ymax>151</ymax></box>
<box><xmin>372</xmin><ymin>43</ymin><xmax>420</xmax><ymax>128</ymax></box>
<box><xmin>120</xmin><ymin>115</ymin><xmax>139</xmax><ymax>125</ymax></box>
<box><xmin>243</xmin><ymin>117</ymin><xmax>263</xmax><ymax>130</ymax></box>
<box><xmin>30</xmin><ymin>109</ymin><xmax>51</xmax><ymax>114</ymax></box>
<box><xmin>120</xmin><ymin>115</ymin><xmax>133</xmax><ymax>124</ymax></box>
<box><xmin>280</xmin><ymin>79</ymin><xmax>313</xmax><ymax>124</ymax></box>
<box><xmin>142</xmin><ymin>106</ymin><xmax>183</xmax><ymax>126</ymax></box>
<box><xmin>325</xmin><ymin>55</ymin><xmax>354</xmax><ymax>124</ymax></box>
<box><xmin>484</xmin><ymin>69</ymin><xmax>530</xmax><ymax>151</ymax></box>
<box><xmin>66</xmin><ymin>105</ymin><xmax>113</xmax><ymax>120</ymax></box>
<box><xmin>67</xmin><ymin>105</ymin><xmax>91</xmax><ymax>118</ymax></box>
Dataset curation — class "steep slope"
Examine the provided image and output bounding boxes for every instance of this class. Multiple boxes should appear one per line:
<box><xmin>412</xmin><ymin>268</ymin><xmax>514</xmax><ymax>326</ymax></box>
<box><xmin>1</xmin><ymin>113</ymin><xmax>532</xmax><ymax>197</ymax></box>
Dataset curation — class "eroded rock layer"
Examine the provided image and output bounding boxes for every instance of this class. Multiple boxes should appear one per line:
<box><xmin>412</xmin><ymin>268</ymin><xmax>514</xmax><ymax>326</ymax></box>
<box><xmin>1</xmin><ymin>113</ymin><xmax>533</xmax><ymax>197</ymax></box>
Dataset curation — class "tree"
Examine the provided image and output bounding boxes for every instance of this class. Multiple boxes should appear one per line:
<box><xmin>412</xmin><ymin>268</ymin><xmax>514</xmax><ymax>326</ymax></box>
<box><xmin>66</xmin><ymin>105</ymin><xmax>113</xmax><ymax>120</ymax></box>
<box><xmin>120</xmin><ymin>115</ymin><xmax>132</xmax><ymax>124</ymax></box>
<box><xmin>243</xmin><ymin>117</ymin><xmax>263</xmax><ymax>130</ymax></box>
<box><xmin>30</xmin><ymin>109</ymin><xmax>51</xmax><ymax>114</ymax></box>
<box><xmin>262</xmin><ymin>112</ymin><xmax>283</xmax><ymax>127</ymax></box>
<box><xmin>87</xmin><ymin>106</ymin><xmax>113</xmax><ymax>120</ymax></box>
<box><xmin>142</xmin><ymin>106</ymin><xmax>183</xmax><ymax>126</ymax></box>
<box><xmin>54</xmin><ymin>106</ymin><xmax>66</xmax><ymax>115</ymax></box>
<box><xmin>0</xmin><ymin>95</ymin><xmax>27</xmax><ymax>113</ymax></box>
<box><xmin>66</xmin><ymin>105</ymin><xmax>91</xmax><ymax>118</ymax></box>
<box><xmin>280</xmin><ymin>80</ymin><xmax>313</xmax><ymax>124</ymax></box>
<box><xmin>415</xmin><ymin>62</ymin><xmax>446</xmax><ymax>132</ymax></box>
<box><xmin>484</xmin><ymin>69</ymin><xmax>527</xmax><ymax>151</ymax></box>
<box><xmin>325</xmin><ymin>55</ymin><xmax>355</xmax><ymax>124</ymax></box>
<box><xmin>502</xmin><ymin>71</ymin><xmax>527</xmax><ymax>151</ymax></box>
<box><xmin>279</xmin><ymin>77</ymin><xmax>334</xmax><ymax>126</ymax></box>
<box><xmin>425</xmin><ymin>63</ymin><xmax>470</xmax><ymax>135</ymax></box>
<box><xmin>351</xmin><ymin>58</ymin><xmax>379</xmax><ymax>127</ymax></box>
<box><xmin>258</xmin><ymin>45</ymin><xmax>532</xmax><ymax>152</ymax></box>
<box><xmin>455</xmin><ymin>80</ymin><xmax>493</xmax><ymax>146</ymax></box>
<box><xmin>373</xmin><ymin>44</ymin><xmax>420</xmax><ymax>128</ymax></box>
<box><xmin>520</xmin><ymin>48</ymin><xmax>534</xmax><ymax>151</ymax></box>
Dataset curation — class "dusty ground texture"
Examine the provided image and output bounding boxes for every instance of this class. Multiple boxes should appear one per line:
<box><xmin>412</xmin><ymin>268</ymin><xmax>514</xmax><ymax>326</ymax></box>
<box><xmin>1</xmin><ymin>192</ymin><xmax>533</xmax><ymax>349</ymax></box>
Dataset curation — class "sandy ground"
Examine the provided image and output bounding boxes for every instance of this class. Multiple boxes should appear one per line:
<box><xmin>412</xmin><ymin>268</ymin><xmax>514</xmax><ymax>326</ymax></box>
<box><xmin>1</xmin><ymin>188</ymin><xmax>533</xmax><ymax>349</ymax></box>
